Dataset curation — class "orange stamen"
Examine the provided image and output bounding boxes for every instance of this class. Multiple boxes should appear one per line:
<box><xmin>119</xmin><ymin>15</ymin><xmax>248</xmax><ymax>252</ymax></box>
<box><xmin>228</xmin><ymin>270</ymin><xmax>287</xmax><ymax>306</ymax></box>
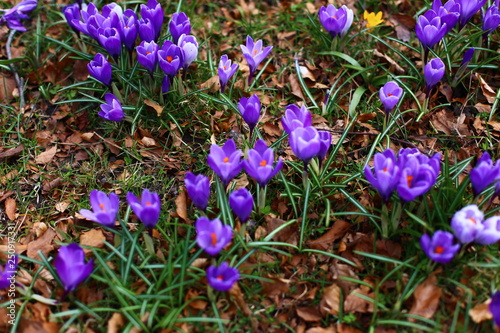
<box><xmin>434</xmin><ymin>246</ymin><xmax>445</xmax><ymax>254</ymax></box>
<box><xmin>406</xmin><ymin>175</ymin><xmax>413</xmax><ymax>187</ymax></box>
<box><xmin>383</xmin><ymin>167</ymin><xmax>388</xmax><ymax>172</ymax></box>
<box><xmin>146</xmin><ymin>202</ymin><xmax>152</xmax><ymax>206</ymax></box>
<box><xmin>223</xmin><ymin>65</ymin><xmax>227</xmax><ymax>70</ymax></box>
<box><xmin>468</xmin><ymin>218</ymin><xmax>476</xmax><ymax>224</ymax></box>
<box><xmin>146</xmin><ymin>51</ymin><xmax>151</xmax><ymax>54</ymax></box>
<box><xmin>166</xmin><ymin>56</ymin><xmax>173</xmax><ymax>62</ymax></box>
<box><xmin>211</xmin><ymin>233</ymin><xmax>217</xmax><ymax>246</ymax></box>
<box><xmin>388</xmin><ymin>93</ymin><xmax>393</xmax><ymax>96</ymax></box>
<box><xmin>217</xmin><ymin>275</ymin><xmax>224</xmax><ymax>280</ymax></box>
<box><xmin>99</xmin><ymin>203</ymin><xmax>106</xmax><ymax>212</ymax></box>
<box><xmin>223</xmin><ymin>157</ymin><xmax>229</xmax><ymax>163</ymax></box>
<box><xmin>260</xmin><ymin>160</ymin><xmax>267</xmax><ymax>167</ymax></box>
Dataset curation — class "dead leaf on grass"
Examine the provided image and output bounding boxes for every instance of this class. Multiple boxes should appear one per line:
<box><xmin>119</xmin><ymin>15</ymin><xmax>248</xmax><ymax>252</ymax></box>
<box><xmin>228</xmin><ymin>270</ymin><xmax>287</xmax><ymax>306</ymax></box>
<box><xmin>80</xmin><ymin>229</ymin><xmax>105</xmax><ymax>250</ymax></box>
<box><xmin>107</xmin><ymin>313</ymin><xmax>124</xmax><ymax>333</ymax></box>
<box><xmin>144</xmin><ymin>99</ymin><xmax>163</xmax><ymax>117</ymax></box>
<box><xmin>5</xmin><ymin>197</ymin><xmax>16</xmax><ymax>220</ymax></box>
<box><xmin>27</xmin><ymin>229</ymin><xmax>56</xmax><ymax>262</ymax></box>
<box><xmin>476</xmin><ymin>73</ymin><xmax>497</xmax><ymax>103</ymax></box>
<box><xmin>408</xmin><ymin>272</ymin><xmax>442</xmax><ymax>321</ymax></box>
<box><xmin>175</xmin><ymin>187</ymin><xmax>188</xmax><ymax>221</ymax></box>
<box><xmin>308</xmin><ymin>220</ymin><xmax>351</xmax><ymax>251</ymax></box>
<box><xmin>320</xmin><ymin>284</ymin><xmax>341</xmax><ymax>316</ymax></box>
<box><xmin>296</xmin><ymin>306</ymin><xmax>323</xmax><ymax>322</ymax></box>
<box><xmin>469</xmin><ymin>299</ymin><xmax>492</xmax><ymax>323</ymax></box>
<box><xmin>35</xmin><ymin>146</ymin><xmax>57</xmax><ymax>165</ymax></box>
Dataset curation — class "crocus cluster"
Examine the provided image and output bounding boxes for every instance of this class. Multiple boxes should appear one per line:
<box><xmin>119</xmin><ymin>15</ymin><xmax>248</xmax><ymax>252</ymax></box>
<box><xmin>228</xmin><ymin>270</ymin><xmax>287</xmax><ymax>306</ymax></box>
<box><xmin>451</xmin><ymin>205</ymin><xmax>500</xmax><ymax>245</ymax></box>
<box><xmin>55</xmin><ymin>243</ymin><xmax>94</xmax><ymax>294</ymax></box>
<box><xmin>282</xmin><ymin>104</ymin><xmax>331</xmax><ymax>168</ymax></box>
<box><xmin>318</xmin><ymin>4</ymin><xmax>354</xmax><ymax>38</ymax></box>
<box><xmin>470</xmin><ymin>152</ymin><xmax>500</xmax><ymax>196</ymax></box>
<box><xmin>364</xmin><ymin>148</ymin><xmax>441</xmax><ymax>203</ymax></box>
<box><xmin>0</xmin><ymin>256</ymin><xmax>18</xmax><ymax>289</ymax></box>
<box><xmin>0</xmin><ymin>0</ymin><xmax>37</xmax><ymax>31</ymax></box>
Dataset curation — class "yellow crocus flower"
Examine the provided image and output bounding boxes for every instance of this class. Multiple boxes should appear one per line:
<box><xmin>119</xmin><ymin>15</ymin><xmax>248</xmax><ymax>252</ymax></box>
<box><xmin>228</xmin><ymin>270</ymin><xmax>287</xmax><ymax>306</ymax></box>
<box><xmin>363</xmin><ymin>11</ymin><xmax>384</xmax><ymax>29</ymax></box>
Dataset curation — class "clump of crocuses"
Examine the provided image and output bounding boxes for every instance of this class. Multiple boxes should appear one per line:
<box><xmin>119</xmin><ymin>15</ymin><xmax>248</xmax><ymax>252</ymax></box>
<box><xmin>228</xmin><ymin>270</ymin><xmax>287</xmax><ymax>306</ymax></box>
<box><xmin>79</xmin><ymin>190</ymin><xmax>120</xmax><ymax>227</ymax></box>
<box><xmin>420</xmin><ymin>230</ymin><xmax>460</xmax><ymax>264</ymax></box>
<box><xmin>55</xmin><ymin>243</ymin><xmax>94</xmax><ymax>296</ymax></box>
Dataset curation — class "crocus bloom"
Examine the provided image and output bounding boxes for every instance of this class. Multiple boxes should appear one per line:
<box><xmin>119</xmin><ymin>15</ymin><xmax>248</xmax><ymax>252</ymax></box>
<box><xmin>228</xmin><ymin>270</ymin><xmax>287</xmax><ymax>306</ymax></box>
<box><xmin>70</xmin><ymin>3</ymin><xmax>98</xmax><ymax>37</ymax></box>
<box><xmin>243</xmin><ymin>139</ymin><xmax>283</xmax><ymax>187</ymax></box>
<box><xmin>475</xmin><ymin>216</ymin><xmax>500</xmax><ymax>245</ymax></box>
<box><xmin>218</xmin><ymin>55</ymin><xmax>238</xmax><ymax>93</ymax></box>
<box><xmin>432</xmin><ymin>0</ymin><xmax>460</xmax><ymax>33</ymax></box>
<box><xmin>289</xmin><ymin>126</ymin><xmax>322</xmax><ymax>165</ymax></box>
<box><xmin>470</xmin><ymin>152</ymin><xmax>500</xmax><ymax>196</ymax></box>
<box><xmin>462</xmin><ymin>47</ymin><xmax>475</xmax><ymax>65</ymax></box>
<box><xmin>140</xmin><ymin>0</ymin><xmax>163</xmax><ymax>41</ymax></box>
<box><xmin>55</xmin><ymin>244</ymin><xmax>94</xmax><ymax>293</ymax></box>
<box><xmin>397</xmin><ymin>152</ymin><xmax>440</xmax><ymax>202</ymax></box>
<box><xmin>87</xmin><ymin>53</ymin><xmax>112</xmax><ymax>86</ymax></box>
<box><xmin>0</xmin><ymin>0</ymin><xmax>37</xmax><ymax>31</ymax></box>
<box><xmin>491</xmin><ymin>291</ymin><xmax>500</xmax><ymax>327</ymax></box>
<box><xmin>457</xmin><ymin>0</ymin><xmax>487</xmax><ymax>29</ymax></box>
<box><xmin>79</xmin><ymin>190</ymin><xmax>120</xmax><ymax>227</ymax></box>
<box><xmin>0</xmin><ymin>255</ymin><xmax>18</xmax><ymax>289</ymax></box>
<box><xmin>318</xmin><ymin>4</ymin><xmax>354</xmax><ymax>38</ymax></box>
<box><xmin>178</xmin><ymin>34</ymin><xmax>198</xmax><ymax>69</ymax></box>
<box><xmin>451</xmin><ymin>204</ymin><xmax>484</xmax><ymax>244</ymax></box>
<box><xmin>424</xmin><ymin>58</ymin><xmax>445</xmax><ymax>94</ymax></box>
<box><xmin>138</xmin><ymin>17</ymin><xmax>156</xmax><ymax>42</ymax></box>
<box><xmin>317</xmin><ymin>131</ymin><xmax>332</xmax><ymax>160</ymax></box>
<box><xmin>483</xmin><ymin>5</ymin><xmax>500</xmax><ymax>35</ymax></box>
<box><xmin>379</xmin><ymin>81</ymin><xmax>403</xmax><ymax>114</ymax></box>
<box><xmin>415</xmin><ymin>10</ymin><xmax>448</xmax><ymax>49</ymax></box>
<box><xmin>169</xmin><ymin>12</ymin><xmax>191</xmax><ymax>44</ymax></box>
<box><xmin>229</xmin><ymin>188</ymin><xmax>254</xmax><ymax>223</ymax></box>
<box><xmin>420</xmin><ymin>231</ymin><xmax>460</xmax><ymax>264</ymax></box>
<box><xmin>238</xmin><ymin>95</ymin><xmax>261</xmax><ymax>132</ymax></box>
<box><xmin>364</xmin><ymin>149</ymin><xmax>401</xmax><ymax>202</ymax></box>
<box><xmin>281</xmin><ymin>104</ymin><xmax>312</xmax><ymax>135</ymax></box>
<box><xmin>126</xmin><ymin>189</ymin><xmax>161</xmax><ymax>229</ymax></box>
<box><xmin>98</xmin><ymin>93</ymin><xmax>124</xmax><ymax>121</ymax></box>
<box><xmin>240</xmin><ymin>35</ymin><xmax>273</xmax><ymax>83</ymax></box>
<box><xmin>119</xmin><ymin>9</ymin><xmax>138</xmax><ymax>52</ymax></box>
<box><xmin>158</xmin><ymin>40</ymin><xmax>184</xmax><ymax>77</ymax></box>
<box><xmin>207</xmin><ymin>139</ymin><xmax>243</xmax><ymax>186</ymax></box>
<box><xmin>184</xmin><ymin>172</ymin><xmax>210</xmax><ymax>211</ymax></box>
<box><xmin>363</xmin><ymin>11</ymin><xmax>384</xmax><ymax>29</ymax></box>
<box><xmin>136</xmin><ymin>40</ymin><xmax>158</xmax><ymax>73</ymax></box>
<box><xmin>195</xmin><ymin>217</ymin><xmax>233</xmax><ymax>256</ymax></box>
<box><xmin>97</xmin><ymin>27</ymin><xmax>122</xmax><ymax>60</ymax></box>
<box><xmin>206</xmin><ymin>262</ymin><xmax>239</xmax><ymax>292</ymax></box>
<box><xmin>63</xmin><ymin>3</ymin><xmax>81</xmax><ymax>34</ymax></box>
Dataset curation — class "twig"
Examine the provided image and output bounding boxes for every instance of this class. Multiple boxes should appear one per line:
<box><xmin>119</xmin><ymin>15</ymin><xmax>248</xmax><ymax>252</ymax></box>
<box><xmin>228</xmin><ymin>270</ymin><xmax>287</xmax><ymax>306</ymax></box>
<box><xmin>6</xmin><ymin>29</ymin><xmax>25</xmax><ymax>110</ymax></box>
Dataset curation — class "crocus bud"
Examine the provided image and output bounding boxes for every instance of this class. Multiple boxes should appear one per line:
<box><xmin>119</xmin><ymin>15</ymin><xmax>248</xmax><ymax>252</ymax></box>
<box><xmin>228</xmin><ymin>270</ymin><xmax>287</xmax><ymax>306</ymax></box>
<box><xmin>126</xmin><ymin>189</ymin><xmax>161</xmax><ymax>229</ymax></box>
<box><xmin>470</xmin><ymin>152</ymin><xmax>500</xmax><ymax>196</ymax></box>
<box><xmin>140</xmin><ymin>0</ymin><xmax>163</xmax><ymax>41</ymax></box>
<box><xmin>379</xmin><ymin>81</ymin><xmax>403</xmax><ymax>114</ymax></box>
<box><xmin>119</xmin><ymin>9</ymin><xmax>138</xmax><ymax>52</ymax></box>
<box><xmin>169</xmin><ymin>12</ymin><xmax>191</xmax><ymax>43</ymax></box>
<box><xmin>238</xmin><ymin>95</ymin><xmax>261</xmax><ymax>132</ymax></box>
<box><xmin>55</xmin><ymin>244</ymin><xmax>94</xmax><ymax>293</ymax></box>
<box><xmin>458</xmin><ymin>0</ymin><xmax>487</xmax><ymax>29</ymax></box>
<box><xmin>218</xmin><ymin>55</ymin><xmax>238</xmax><ymax>93</ymax></box>
<box><xmin>87</xmin><ymin>53</ymin><xmax>112</xmax><ymax>86</ymax></box>
<box><xmin>483</xmin><ymin>5</ymin><xmax>500</xmax><ymax>35</ymax></box>
<box><xmin>289</xmin><ymin>126</ymin><xmax>321</xmax><ymax>165</ymax></box>
<box><xmin>281</xmin><ymin>104</ymin><xmax>312</xmax><ymax>135</ymax></box>
<box><xmin>424</xmin><ymin>58</ymin><xmax>445</xmax><ymax>95</ymax></box>
<box><xmin>97</xmin><ymin>27</ymin><xmax>122</xmax><ymax>60</ymax></box>
<box><xmin>184</xmin><ymin>172</ymin><xmax>210</xmax><ymax>211</ymax></box>
<box><xmin>229</xmin><ymin>188</ymin><xmax>254</xmax><ymax>223</ymax></box>
<box><xmin>0</xmin><ymin>255</ymin><xmax>18</xmax><ymax>289</ymax></box>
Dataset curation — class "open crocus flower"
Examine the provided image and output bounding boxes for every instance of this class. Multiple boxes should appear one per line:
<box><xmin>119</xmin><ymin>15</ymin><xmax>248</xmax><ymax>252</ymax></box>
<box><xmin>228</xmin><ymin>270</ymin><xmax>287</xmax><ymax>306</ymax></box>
<box><xmin>396</xmin><ymin>152</ymin><xmax>440</xmax><ymax>202</ymax></box>
<box><xmin>451</xmin><ymin>204</ymin><xmax>484</xmax><ymax>244</ymax></box>
<box><xmin>470</xmin><ymin>152</ymin><xmax>500</xmax><ymax>196</ymax></box>
<box><xmin>218</xmin><ymin>55</ymin><xmax>238</xmax><ymax>93</ymax></box>
<box><xmin>55</xmin><ymin>244</ymin><xmax>94</xmax><ymax>294</ymax></box>
<box><xmin>240</xmin><ymin>35</ymin><xmax>273</xmax><ymax>83</ymax></box>
<box><xmin>126</xmin><ymin>189</ymin><xmax>161</xmax><ymax>229</ymax></box>
<box><xmin>229</xmin><ymin>188</ymin><xmax>254</xmax><ymax>223</ymax></box>
<box><xmin>0</xmin><ymin>0</ymin><xmax>37</xmax><ymax>31</ymax></box>
<box><xmin>243</xmin><ymin>140</ymin><xmax>283</xmax><ymax>187</ymax></box>
<box><xmin>206</xmin><ymin>262</ymin><xmax>239</xmax><ymax>292</ymax></box>
<box><xmin>184</xmin><ymin>172</ymin><xmax>210</xmax><ymax>211</ymax></box>
<box><xmin>79</xmin><ymin>190</ymin><xmax>120</xmax><ymax>227</ymax></box>
<box><xmin>158</xmin><ymin>40</ymin><xmax>184</xmax><ymax>77</ymax></box>
<box><xmin>364</xmin><ymin>149</ymin><xmax>401</xmax><ymax>202</ymax></box>
<box><xmin>318</xmin><ymin>4</ymin><xmax>354</xmax><ymax>38</ymax></box>
<box><xmin>363</xmin><ymin>10</ymin><xmax>384</xmax><ymax>30</ymax></box>
<box><xmin>420</xmin><ymin>231</ymin><xmax>460</xmax><ymax>264</ymax></box>
<box><xmin>281</xmin><ymin>104</ymin><xmax>312</xmax><ymax>135</ymax></box>
<box><xmin>195</xmin><ymin>217</ymin><xmax>233</xmax><ymax>256</ymax></box>
<box><xmin>207</xmin><ymin>139</ymin><xmax>243</xmax><ymax>186</ymax></box>
<box><xmin>432</xmin><ymin>0</ymin><xmax>460</xmax><ymax>33</ymax></box>
<box><xmin>136</xmin><ymin>40</ymin><xmax>158</xmax><ymax>74</ymax></box>
<box><xmin>118</xmin><ymin>9</ymin><xmax>138</xmax><ymax>52</ymax></box>
<box><xmin>98</xmin><ymin>93</ymin><xmax>124</xmax><ymax>121</ymax></box>
<box><xmin>379</xmin><ymin>81</ymin><xmax>403</xmax><ymax>114</ymax></box>
<box><xmin>475</xmin><ymin>216</ymin><xmax>500</xmax><ymax>245</ymax></box>
<box><xmin>97</xmin><ymin>27</ymin><xmax>122</xmax><ymax>60</ymax></box>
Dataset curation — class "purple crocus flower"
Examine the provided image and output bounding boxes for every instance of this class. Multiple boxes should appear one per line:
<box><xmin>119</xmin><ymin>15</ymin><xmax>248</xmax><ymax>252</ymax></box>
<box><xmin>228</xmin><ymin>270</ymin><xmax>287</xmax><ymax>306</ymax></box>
<box><xmin>63</xmin><ymin>3</ymin><xmax>81</xmax><ymax>34</ymax></box>
<box><xmin>470</xmin><ymin>152</ymin><xmax>500</xmax><ymax>196</ymax></box>
<box><xmin>229</xmin><ymin>188</ymin><xmax>254</xmax><ymax>223</ymax></box>
<box><xmin>397</xmin><ymin>152</ymin><xmax>440</xmax><ymax>202</ymax></box>
<box><xmin>243</xmin><ymin>139</ymin><xmax>283</xmax><ymax>187</ymax></box>
<box><xmin>195</xmin><ymin>217</ymin><xmax>233</xmax><ymax>256</ymax></box>
<box><xmin>138</xmin><ymin>18</ymin><xmax>156</xmax><ymax>42</ymax></box>
<box><xmin>289</xmin><ymin>126</ymin><xmax>322</xmax><ymax>165</ymax></box>
<box><xmin>0</xmin><ymin>255</ymin><xmax>18</xmax><ymax>289</ymax></box>
<box><xmin>457</xmin><ymin>0</ymin><xmax>487</xmax><ymax>29</ymax></box>
<box><xmin>475</xmin><ymin>216</ymin><xmax>500</xmax><ymax>245</ymax></box>
<box><xmin>281</xmin><ymin>104</ymin><xmax>312</xmax><ymax>135</ymax></box>
<box><xmin>424</xmin><ymin>58</ymin><xmax>445</xmax><ymax>95</ymax></box>
<box><xmin>136</xmin><ymin>40</ymin><xmax>158</xmax><ymax>73</ymax></box>
<box><xmin>54</xmin><ymin>243</ymin><xmax>94</xmax><ymax>293</ymax></box>
<box><xmin>206</xmin><ymin>262</ymin><xmax>239</xmax><ymax>292</ymax></box>
<box><xmin>318</xmin><ymin>4</ymin><xmax>354</xmax><ymax>38</ymax></box>
<box><xmin>218</xmin><ymin>55</ymin><xmax>238</xmax><ymax>93</ymax></box>
<box><xmin>415</xmin><ymin>10</ymin><xmax>448</xmax><ymax>49</ymax></box>
<box><xmin>240</xmin><ymin>35</ymin><xmax>273</xmax><ymax>83</ymax></box>
<box><xmin>158</xmin><ymin>40</ymin><xmax>184</xmax><ymax>77</ymax></box>
<box><xmin>317</xmin><ymin>131</ymin><xmax>332</xmax><ymax>161</ymax></box>
<box><xmin>0</xmin><ymin>0</ymin><xmax>37</xmax><ymax>31</ymax></box>
<box><xmin>126</xmin><ymin>189</ymin><xmax>161</xmax><ymax>229</ymax></box>
<box><xmin>207</xmin><ymin>139</ymin><xmax>243</xmax><ymax>186</ymax></box>
<box><xmin>169</xmin><ymin>12</ymin><xmax>191</xmax><ymax>44</ymax></box>
<box><xmin>238</xmin><ymin>95</ymin><xmax>261</xmax><ymax>132</ymax></box>
<box><xmin>70</xmin><ymin>3</ymin><xmax>98</xmax><ymax>37</ymax></box>
<box><xmin>462</xmin><ymin>47</ymin><xmax>475</xmax><ymax>65</ymax></box>
<box><xmin>184</xmin><ymin>172</ymin><xmax>210</xmax><ymax>211</ymax></box>
<box><xmin>364</xmin><ymin>149</ymin><xmax>401</xmax><ymax>202</ymax></box>
<box><xmin>118</xmin><ymin>9</ymin><xmax>138</xmax><ymax>52</ymax></box>
<box><xmin>97</xmin><ymin>27</ymin><xmax>122</xmax><ymax>60</ymax></box>
<box><xmin>87</xmin><ymin>53</ymin><xmax>112</xmax><ymax>86</ymax></box>
<box><xmin>432</xmin><ymin>0</ymin><xmax>460</xmax><ymax>33</ymax></box>
<box><xmin>420</xmin><ymin>231</ymin><xmax>460</xmax><ymax>264</ymax></box>
<box><xmin>451</xmin><ymin>204</ymin><xmax>484</xmax><ymax>244</ymax></box>
<box><xmin>98</xmin><ymin>93</ymin><xmax>124</xmax><ymax>122</ymax></box>
<box><xmin>483</xmin><ymin>5</ymin><xmax>500</xmax><ymax>35</ymax></box>
<box><xmin>79</xmin><ymin>190</ymin><xmax>120</xmax><ymax>227</ymax></box>
<box><xmin>140</xmin><ymin>0</ymin><xmax>163</xmax><ymax>41</ymax></box>
<box><xmin>178</xmin><ymin>34</ymin><xmax>198</xmax><ymax>69</ymax></box>
<box><xmin>379</xmin><ymin>81</ymin><xmax>403</xmax><ymax>114</ymax></box>
<box><xmin>491</xmin><ymin>291</ymin><xmax>500</xmax><ymax>327</ymax></box>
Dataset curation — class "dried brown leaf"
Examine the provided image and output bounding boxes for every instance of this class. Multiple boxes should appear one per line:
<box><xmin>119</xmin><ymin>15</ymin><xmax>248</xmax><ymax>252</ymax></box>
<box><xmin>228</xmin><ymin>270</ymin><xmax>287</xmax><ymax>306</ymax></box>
<box><xmin>27</xmin><ymin>229</ymin><xmax>56</xmax><ymax>262</ymax></box>
<box><xmin>408</xmin><ymin>273</ymin><xmax>442</xmax><ymax>321</ymax></box>
<box><xmin>107</xmin><ymin>313</ymin><xmax>124</xmax><ymax>333</ymax></box>
<box><xmin>144</xmin><ymin>99</ymin><xmax>163</xmax><ymax>117</ymax></box>
<box><xmin>296</xmin><ymin>306</ymin><xmax>323</xmax><ymax>322</ymax></box>
<box><xmin>175</xmin><ymin>187</ymin><xmax>188</xmax><ymax>221</ymax></box>
<box><xmin>80</xmin><ymin>229</ymin><xmax>105</xmax><ymax>250</ymax></box>
<box><xmin>35</xmin><ymin>146</ymin><xmax>57</xmax><ymax>165</ymax></box>
<box><xmin>469</xmin><ymin>300</ymin><xmax>492</xmax><ymax>323</ymax></box>
<box><xmin>0</xmin><ymin>144</ymin><xmax>24</xmax><ymax>159</ymax></box>
<box><xmin>5</xmin><ymin>197</ymin><xmax>16</xmax><ymax>220</ymax></box>
<box><xmin>476</xmin><ymin>74</ymin><xmax>497</xmax><ymax>103</ymax></box>
<box><xmin>320</xmin><ymin>284</ymin><xmax>341</xmax><ymax>316</ymax></box>
<box><xmin>308</xmin><ymin>220</ymin><xmax>351</xmax><ymax>251</ymax></box>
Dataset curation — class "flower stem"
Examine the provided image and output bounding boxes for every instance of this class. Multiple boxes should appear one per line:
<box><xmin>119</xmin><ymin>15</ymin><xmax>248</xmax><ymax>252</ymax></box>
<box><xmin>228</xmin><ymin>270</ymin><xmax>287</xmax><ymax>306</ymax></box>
<box><xmin>381</xmin><ymin>203</ymin><xmax>389</xmax><ymax>239</ymax></box>
<box><xmin>299</xmin><ymin>169</ymin><xmax>311</xmax><ymax>251</ymax></box>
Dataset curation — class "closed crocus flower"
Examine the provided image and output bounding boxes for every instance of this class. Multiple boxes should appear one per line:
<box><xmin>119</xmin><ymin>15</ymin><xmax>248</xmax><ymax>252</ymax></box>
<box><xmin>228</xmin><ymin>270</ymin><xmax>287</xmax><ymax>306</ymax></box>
<box><xmin>98</xmin><ymin>93</ymin><xmax>124</xmax><ymax>121</ymax></box>
<box><xmin>138</xmin><ymin>18</ymin><xmax>155</xmax><ymax>42</ymax></box>
<box><xmin>195</xmin><ymin>217</ymin><xmax>233</xmax><ymax>256</ymax></box>
<box><xmin>97</xmin><ymin>27</ymin><xmax>122</xmax><ymax>60</ymax></box>
<box><xmin>136</xmin><ymin>40</ymin><xmax>158</xmax><ymax>73</ymax></box>
<box><xmin>184</xmin><ymin>172</ymin><xmax>210</xmax><ymax>211</ymax></box>
<box><xmin>140</xmin><ymin>0</ymin><xmax>163</xmax><ymax>41</ymax></box>
<box><xmin>0</xmin><ymin>0</ymin><xmax>37</xmax><ymax>31</ymax></box>
<box><xmin>424</xmin><ymin>58</ymin><xmax>445</xmax><ymax>95</ymax></box>
<box><xmin>0</xmin><ymin>255</ymin><xmax>18</xmax><ymax>289</ymax></box>
<box><xmin>178</xmin><ymin>34</ymin><xmax>198</xmax><ymax>69</ymax></box>
<box><xmin>87</xmin><ymin>53</ymin><xmax>112</xmax><ymax>86</ymax></box>
<box><xmin>240</xmin><ymin>35</ymin><xmax>273</xmax><ymax>83</ymax></box>
<box><xmin>206</xmin><ymin>262</ymin><xmax>239</xmax><ymax>292</ymax></box>
<box><xmin>432</xmin><ymin>0</ymin><xmax>460</xmax><ymax>33</ymax></box>
<box><xmin>415</xmin><ymin>10</ymin><xmax>448</xmax><ymax>49</ymax></box>
<box><xmin>491</xmin><ymin>291</ymin><xmax>500</xmax><ymax>328</ymax></box>
<box><xmin>379</xmin><ymin>81</ymin><xmax>403</xmax><ymax>114</ymax></box>
<box><xmin>318</xmin><ymin>4</ymin><xmax>354</xmax><ymax>38</ymax></box>
<box><xmin>238</xmin><ymin>95</ymin><xmax>261</xmax><ymax>132</ymax></box>
<box><xmin>243</xmin><ymin>140</ymin><xmax>283</xmax><ymax>187</ymax></box>
<box><xmin>126</xmin><ymin>189</ymin><xmax>161</xmax><ymax>229</ymax></box>
<box><xmin>63</xmin><ymin>3</ymin><xmax>81</xmax><ymax>34</ymax></box>
<box><xmin>470</xmin><ymin>152</ymin><xmax>500</xmax><ymax>196</ymax></box>
<box><xmin>281</xmin><ymin>104</ymin><xmax>312</xmax><ymax>135</ymax></box>
<box><xmin>158</xmin><ymin>40</ymin><xmax>184</xmax><ymax>76</ymax></box>
<box><xmin>364</xmin><ymin>149</ymin><xmax>401</xmax><ymax>202</ymax></box>
<box><xmin>420</xmin><ymin>231</ymin><xmax>460</xmax><ymax>264</ymax></box>
<box><xmin>119</xmin><ymin>9</ymin><xmax>138</xmax><ymax>52</ymax></box>
<box><xmin>451</xmin><ymin>204</ymin><xmax>484</xmax><ymax>244</ymax></box>
<box><xmin>289</xmin><ymin>126</ymin><xmax>322</xmax><ymax>165</ymax></box>
<box><xmin>169</xmin><ymin>12</ymin><xmax>191</xmax><ymax>44</ymax></box>
<box><xmin>55</xmin><ymin>244</ymin><xmax>94</xmax><ymax>294</ymax></box>
<box><xmin>218</xmin><ymin>55</ymin><xmax>238</xmax><ymax>93</ymax></box>
<box><xmin>475</xmin><ymin>216</ymin><xmax>500</xmax><ymax>245</ymax></box>
<box><xmin>207</xmin><ymin>139</ymin><xmax>243</xmax><ymax>186</ymax></box>
<box><xmin>79</xmin><ymin>190</ymin><xmax>120</xmax><ymax>227</ymax></box>
<box><xmin>457</xmin><ymin>0</ymin><xmax>486</xmax><ymax>29</ymax></box>
<box><xmin>229</xmin><ymin>188</ymin><xmax>254</xmax><ymax>223</ymax></box>
<box><xmin>483</xmin><ymin>5</ymin><xmax>500</xmax><ymax>35</ymax></box>
<box><xmin>317</xmin><ymin>131</ymin><xmax>332</xmax><ymax>160</ymax></box>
